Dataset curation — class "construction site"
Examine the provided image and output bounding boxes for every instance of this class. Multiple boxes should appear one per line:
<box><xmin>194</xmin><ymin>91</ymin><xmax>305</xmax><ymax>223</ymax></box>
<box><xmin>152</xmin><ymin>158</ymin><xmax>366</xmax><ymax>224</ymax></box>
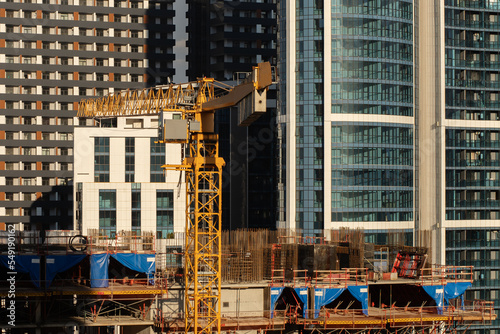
<box><xmin>0</xmin><ymin>63</ymin><xmax>497</xmax><ymax>334</ymax></box>
<box><xmin>0</xmin><ymin>228</ymin><xmax>496</xmax><ymax>334</ymax></box>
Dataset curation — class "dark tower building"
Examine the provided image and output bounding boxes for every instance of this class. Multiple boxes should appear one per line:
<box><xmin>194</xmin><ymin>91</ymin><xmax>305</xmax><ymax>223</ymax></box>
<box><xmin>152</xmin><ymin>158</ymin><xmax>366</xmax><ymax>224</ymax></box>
<box><xmin>186</xmin><ymin>0</ymin><xmax>278</xmax><ymax>230</ymax></box>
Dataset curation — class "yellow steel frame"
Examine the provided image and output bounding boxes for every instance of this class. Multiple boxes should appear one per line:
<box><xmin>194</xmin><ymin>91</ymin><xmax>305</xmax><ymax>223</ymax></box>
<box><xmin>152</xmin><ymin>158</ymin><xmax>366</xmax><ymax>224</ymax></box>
<box><xmin>164</xmin><ymin>133</ymin><xmax>224</xmax><ymax>334</ymax></box>
<box><xmin>185</xmin><ymin>133</ymin><xmax>224</xmax><ymax>334</ymax></box>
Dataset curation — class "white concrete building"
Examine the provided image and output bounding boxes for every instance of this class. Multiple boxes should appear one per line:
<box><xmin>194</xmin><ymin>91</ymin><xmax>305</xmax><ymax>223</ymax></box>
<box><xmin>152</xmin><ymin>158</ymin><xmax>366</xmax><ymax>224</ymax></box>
<box><xmin>74</xmin><ymin>115</ymin><xmax>185</xmax><ymax>252</ymax></box>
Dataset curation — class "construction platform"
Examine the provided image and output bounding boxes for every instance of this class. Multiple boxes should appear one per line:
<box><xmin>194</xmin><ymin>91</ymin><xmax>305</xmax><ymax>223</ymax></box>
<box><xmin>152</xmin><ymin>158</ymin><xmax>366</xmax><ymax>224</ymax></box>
<box><xmin>0</xmin><ymin>229</ymin><xmax>497</xmax><ymax>334</ymax></box>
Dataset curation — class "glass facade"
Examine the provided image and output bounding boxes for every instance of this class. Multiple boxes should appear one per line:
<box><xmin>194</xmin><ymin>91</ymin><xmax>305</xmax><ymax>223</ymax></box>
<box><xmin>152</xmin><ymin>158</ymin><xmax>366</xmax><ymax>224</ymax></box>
<box><xmin>331</xmin><ymin>0</ymin><xmax>413</xmax><ymax>116</ymax></box>
<box><xmin>445</xmin><ymin>2</ymin><xmax>500</xmax><ymax>333</ymax></box>
<box><xmin>446</xmin><ymin>228</ymin><xmax>500</xmax><ymax>334</ymax></box>
<box><xmin>446</xmin><ymin>128</ymin><xmax>500</xmax><ymax>220</ymax></box>
<box><xmin>99</xmin><ymin>189</ymin><xmax>116</xmax><ymax>238</ymax></box>
<box><xmin>278</xmin><ymin>0</ymin><xmax>415</xmax><ymax>235</ymax></box>
<box><xmin>295</xmin><ymin>0</ymin><xmax>325</xmax><ymax>236</ymax></box>
<box><xmin>156</xmin><ymin>190</ymin><xmax>174</xmax><ymax>239</ymax></box>
<box><xmin>150</xmin><ymin>137</ymin><xmax>165</xmax><ymax>182</ymax></box>
<box><xmin>94</xmin><ymin>137</ymin><xmax>110</xmax><ymax>182</ymax></box>
<box><xmin>331</xmin><ymin>123</ymin><xmax>413</xmax><ymax>222</ymax></box>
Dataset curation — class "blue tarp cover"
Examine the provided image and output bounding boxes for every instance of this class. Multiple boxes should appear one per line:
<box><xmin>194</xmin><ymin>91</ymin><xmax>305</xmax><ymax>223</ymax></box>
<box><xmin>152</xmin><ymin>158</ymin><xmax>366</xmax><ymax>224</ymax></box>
<box><xmin>347</xmin><ymin>285</ymin><xmax>369</xmax><ymax>315</ymax></box>
<box><xmin>0</xmin><ymin>255</ymin><xmax>41</xmax><ymax>288</ymax></box>
<box><xmin>270</xmin><ymin>287</ymin><xmax>284</xmax><ymax>318</ymax></box>
<box><xmin>444</xmin><ymin>282</ymin><xmax>472</xmax><ymax>307</ymax></box>
<box><xmin>314</xmin><ymin>288</ymin><xmax>345</xmax><ymax>318</ymax></box>
<box><xmin>90</xmin><ymin>253</ymin><xmax>110</xmax><ymax>288</ymax></box>
<box><xmin>45</xmin><ymin>254</ymin><xmax>86</xmax><ymax>287</ymax></box>
<box><xmin>294</xmin><ymin>287</ymin><xmax>308</xmax><ymax>318</ymax></box>
<box><xmin>110</xmin><ymin>253</ymin><xmax>156</xmax><ymax>280</ymax></box>
<box><xmin>423</xmin><ymin>285</ymin><xmax>444</xmax><ymax>314</ymax></box>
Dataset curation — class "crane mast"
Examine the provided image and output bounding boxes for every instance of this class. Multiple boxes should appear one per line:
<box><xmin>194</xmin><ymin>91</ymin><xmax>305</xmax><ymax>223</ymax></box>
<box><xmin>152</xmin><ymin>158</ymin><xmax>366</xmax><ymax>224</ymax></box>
<box><xmin>78</xmin><ymin>62</ymin><xmax>272</xmax><ymax>334</ymax></box>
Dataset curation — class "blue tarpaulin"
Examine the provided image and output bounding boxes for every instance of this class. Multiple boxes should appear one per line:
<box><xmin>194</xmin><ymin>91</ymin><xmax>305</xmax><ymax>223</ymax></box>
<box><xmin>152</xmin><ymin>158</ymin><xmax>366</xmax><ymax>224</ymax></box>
<box><xmin>0</xmin><ymin>255</ymin><xmax>41</xmax><ymax>288</ymax></box>
<box><xmin>90</xmin><ymin>253</ymin><xmax>110</xmax><ymax>288</ymax></box>
<box><xmin>313</xmin><ymin>288</ymin><xmax>345</xmax><ymax>318</ymax></box>
<box><xmin>423</xmin><ymin>285</ymin><xmax>444</xmax><ymax>314</ymax></box>
<box><xmin>45</xmin><ymin>254</ymin><xmax>87</xmax><ymax>287</ymax></box>
<box><xmin>110</xmin><ymin>253</ymin><xmax>156</xmax><ymax>280</ymax></box>
<box><xmin>444</xmin><ymin>282</ymin><xmax>472</xmax><ymax>307</ymax></box>
<box><xmin>294</xmin><ymin>287</ymin><xmax>308</xmax><ymax>318</ymax></box>
<box><xmin>270</xmin><ymin>287</ymin><xmax>284</xmax><ymax>318</ymax></box>
<box><xmin>347</xmin><ymin>285</ymin><xmax>369</xmax><ymax>315</ymax></box>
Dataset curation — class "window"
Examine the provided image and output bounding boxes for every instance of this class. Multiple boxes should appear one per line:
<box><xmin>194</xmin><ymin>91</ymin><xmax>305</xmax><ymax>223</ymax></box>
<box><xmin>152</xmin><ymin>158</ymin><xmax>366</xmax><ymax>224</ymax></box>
<box><xmin>99</xmin><ymin>190</ymin><xmax>116</xmax><ymax>237</ymax></box>
<box><xmin>156</xmin><ymin>190</ymin><xmax>173</xmax><ymax>239</ymax></box>
<box><xmin>125</xmin><ymin>138</ymin><xmax>135</xmax><ymax>182</ymax></box>
<box><xmin>150</xmin><ymin>138</ymin><xmax>165</xmax><ymax>182</ymax></box>
<box><xmin>132</xmin><ymin>184</ymin><xmax>141</xmax><ymax>235</ymax></box>
<box><xmin>95</xmin><ymin>137</ymin><xmax>110</xmax><ymax>182</ymax></box>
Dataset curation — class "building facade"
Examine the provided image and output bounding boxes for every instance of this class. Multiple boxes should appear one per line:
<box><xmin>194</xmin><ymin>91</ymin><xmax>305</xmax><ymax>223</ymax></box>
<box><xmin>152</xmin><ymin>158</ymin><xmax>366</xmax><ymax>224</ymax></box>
<box><xmin>444</xmin><ymin>1</ymin><xmax>500</xmax><ymax>333</ymax></box>
<box><xmin>0</xmin><ymin>0</ymin><xmax>176</xmax><ymax>231</ymax></box>
<box><xmin>187</xmin><ymin>0</ymin><xmax>278</xmax><ymax>230</ymax></box>
<box><xmin>74</xmin><ymin>115</ymin><xmax>185</xmax><ymax>251</ymax></box>
<box><xmin>277</xmin><ymin>0</ymin><xmax>414</xmax><ymax>240</ymax></box>
<box><xmin>186</xmin><ymin>0</ymin><xmax>277</xmax><ymax>81</ymax></box>
<box><xmin>278</xmin><ymin>0</ymin><xmax>500</xmax><ymax>332</ymax></box>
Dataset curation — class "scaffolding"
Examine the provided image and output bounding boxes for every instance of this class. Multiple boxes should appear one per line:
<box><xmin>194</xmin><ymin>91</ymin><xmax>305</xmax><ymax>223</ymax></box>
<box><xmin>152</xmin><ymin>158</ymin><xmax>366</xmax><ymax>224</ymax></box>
<box><xmin>0</xmin><ymin>228</ymin><xmax>497</xmax><ymax>334</ymax></box>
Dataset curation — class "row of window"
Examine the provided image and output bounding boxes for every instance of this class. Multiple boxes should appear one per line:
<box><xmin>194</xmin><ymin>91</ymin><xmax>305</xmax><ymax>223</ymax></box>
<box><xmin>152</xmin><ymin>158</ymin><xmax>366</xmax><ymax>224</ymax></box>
<box><xmin>331</xmin><ymin>104</ymin><xmax>413</xmax><ymax>116</ymax></box>
<box><xmin>4</xmin><ymin>116</ymin><xmax>74</xmax><ymax>126</ymax></box>
<box><xmin>332</xmin><ymin>147</ymin><xmax>413</xmax><ymax>166</ymax></box>
<box><xmin>333</xmin><ymin>62</ymin><xmax>413</xmax><ymax>83</ymax></box>
<box><xmin>331</xmin><ymin>211</ymin><xmax>413</xmax><ymax>222</ymax></box>
<box><xmin>331</xmin><ymin>169</ymin><xmax>412</xmax><ymax>187</ymax></box>
<box><xmin>331</xmin><ymin>82</ymin><xmax>413</xmax><ymax>104</ymax></box>
<box><xmin>446</xmin><ymin>210</ymin><xmax>500</xmax><ymax>220</ymax></box>
<box><xmin>6</xmin><ymin>71</ymin><xmax>143</xmax><ymax>83</ymax></box>
<box><xmin>4</xmin><ymin>101</ymin><xmax>75</xmax><ymax>111</ymax></box>
<box><xmin>4</xmin><ymin>0</ymin><xmax>149</xmax><ymax>8</ymax></box>
<box><xmin>98</xmin><ymin>189</ymin><xmax>173</xmax><ymax>239</ymax></box>
<box><xmin>446</xmin><ymin>108</ymin><xmax>500</xmax><ymax>120</ymax></box>
<box><xmin>5</xmin><ymin>146</ymin><xmax>72</xmax><ymax>155</ymax></box>
<box><xmin>5</xmin><ymin>56</ymin><xmax>150</xmax><ymax>69</ymax></box>
<box><xmin>5</xmin><ymin>25</ymin><xmax>147</xmax><ymax>38</ymax></box>
<box><xmin>335</xmin><ymin>19</ymin><xmax>413</xmax><ymax>41</ymax></box>
<box><xmin>331</xmin><ymin>124</ymin><xmax>413</xmax><ymax>146</ymax></box>
<box><xmin>93</xmin><ymin>137</ymin><xmax>166</xmax><ymax>183</ymax></box>
<box><xmin>5</xmin><ymin>176</ymin><xmax>72</xmax><ymax>186</ymax></box>
<box><xmin>333</xmin><ymin>39</ymin><xmax>413</xmax><ymax>62</ymax></box>
<box><xmin>331</xmin><ymin>190</ymin><xmax>413</xmax><ymax>210</ymax></box>
<box><xmin>335</xmin><ymin>0</ymin><xmax>413</xmax><ymax>21</ymax></box>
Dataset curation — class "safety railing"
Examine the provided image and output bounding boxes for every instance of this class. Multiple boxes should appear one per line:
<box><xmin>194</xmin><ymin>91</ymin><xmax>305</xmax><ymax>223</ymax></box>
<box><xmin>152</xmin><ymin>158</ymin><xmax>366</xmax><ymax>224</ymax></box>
<box><xmin>86</xmin><ymin>233</ymin><xmax>155</xmax><ymax>254</ymax></box>
<box><xmin>293</xmin><ymin>270</ymin><xmax>309</xmax><ymax>288</ymax></box>
<box><xmin>271</xmin><ymin>268</ymin><xmax>285</xmax><ymax>287</ymax></box>
<box><xmin>314</xmin><ymin>268</ymin><xmax>367</xmax><ymax>288</ymax></box>
<box><xmin>420</xmin><ymin>265</ymin><xmax>474</xmax><ymax>285</ymax></box>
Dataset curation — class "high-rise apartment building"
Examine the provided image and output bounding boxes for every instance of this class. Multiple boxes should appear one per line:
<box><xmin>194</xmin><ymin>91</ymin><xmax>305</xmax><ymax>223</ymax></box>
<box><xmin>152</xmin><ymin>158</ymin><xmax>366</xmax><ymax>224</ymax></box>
<box><xmin>443</xmin><ymin>1</ymin><xmax>500</xmax><ymax>333</ymax></box>
<box><xmin>278</xmin><ymin>0</ymin><xmax>414</xmax><ymax>239</ymax></box>
<box><xmin>186</xmin><ymin>0</ymin><xmax>277</xmax><ymax>81</ymax></box>
<box><xmin>278</xmin><ymin>1</ymin><xmax>500</xmax><ymax>332</ymax></box>
<box><xmin>186</xmin><ymin>0</ymin><xmax>278</xmax><ymax>230</ymax></box>
<box><xmin>0</xmin><ymin>0</ymin><xmax>176</xmax><ymax>231</ymax></box>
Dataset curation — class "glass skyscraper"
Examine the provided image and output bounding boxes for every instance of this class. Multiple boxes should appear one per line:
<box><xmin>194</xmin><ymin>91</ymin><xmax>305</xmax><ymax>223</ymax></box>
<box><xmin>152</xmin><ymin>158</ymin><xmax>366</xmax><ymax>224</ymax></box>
<box><xmin>445</xmin><ymin>1</ymin><xmax>500</xmax><ymax>333</ymax></box>
<box><xmin>278</xmin><ymin>0</ymin><xmax>415</xmax><ymax>240</ymax></box>
<box><xmin>278</xmin><ymin>1</ymin><xmax>500</xmax><ymax>332</ymax></box>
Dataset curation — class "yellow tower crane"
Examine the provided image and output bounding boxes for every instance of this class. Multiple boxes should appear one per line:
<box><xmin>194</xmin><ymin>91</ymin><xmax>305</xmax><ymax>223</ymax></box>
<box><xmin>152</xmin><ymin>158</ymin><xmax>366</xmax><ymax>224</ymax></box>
<box><xmin>77</xmin><ymin>62</ymin><xmax>272</xmax><ymax>334</ymax></box>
